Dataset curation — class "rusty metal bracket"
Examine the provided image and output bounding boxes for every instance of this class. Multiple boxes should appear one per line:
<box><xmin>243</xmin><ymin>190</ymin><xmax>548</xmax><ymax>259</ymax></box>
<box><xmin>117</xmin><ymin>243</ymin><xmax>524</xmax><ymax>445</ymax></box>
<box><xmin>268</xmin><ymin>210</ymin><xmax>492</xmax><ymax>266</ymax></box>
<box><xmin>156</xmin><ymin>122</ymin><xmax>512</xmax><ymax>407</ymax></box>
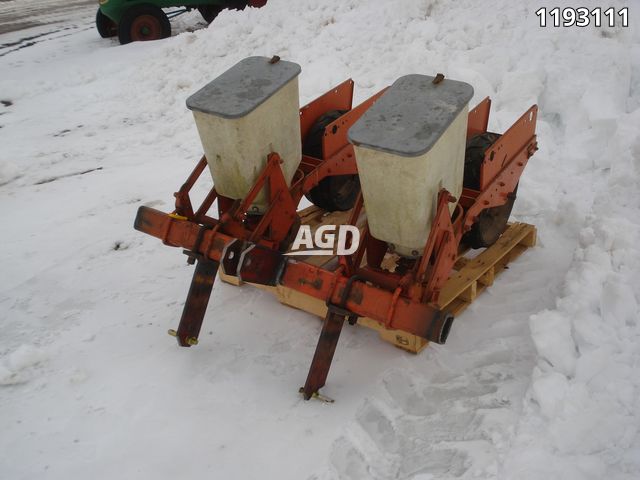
<box><xmin>173</xmin><ymin>258</ymin><xmax>219</xmax><ymax>347</ymax></box>
<box><xmin>301</xmin><ymin>309</ymin><xmax>346</xmax><ymax>400</ymax></box>
<box><xmin>326</xmin><ymin>273</ymin><xmax>363</xmax><ymax>326</ymax></box>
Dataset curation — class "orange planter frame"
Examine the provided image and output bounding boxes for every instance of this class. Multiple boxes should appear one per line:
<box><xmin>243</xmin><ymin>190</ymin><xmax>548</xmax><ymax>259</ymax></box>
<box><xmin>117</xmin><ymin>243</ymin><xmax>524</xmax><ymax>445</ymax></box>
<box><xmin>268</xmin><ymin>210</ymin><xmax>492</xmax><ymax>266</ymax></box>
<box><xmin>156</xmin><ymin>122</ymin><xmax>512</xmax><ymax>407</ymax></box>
<box><xmin>134</xmin><ymin>80</ymin><xmax>538</xmax><ymax>400</ymax></box>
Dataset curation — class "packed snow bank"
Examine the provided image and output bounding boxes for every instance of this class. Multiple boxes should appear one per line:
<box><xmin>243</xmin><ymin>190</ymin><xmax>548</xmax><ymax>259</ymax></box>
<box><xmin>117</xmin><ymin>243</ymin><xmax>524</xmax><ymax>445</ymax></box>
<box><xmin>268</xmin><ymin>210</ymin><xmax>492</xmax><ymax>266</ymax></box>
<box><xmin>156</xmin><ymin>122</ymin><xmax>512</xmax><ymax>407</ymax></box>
<box><xmin>0</xmin><ymin>0</ymin><xmax>639</xmax><ymax>479</ymax></box>
<box><xmin>503</xmin><ymin>106</ymin><xmax>640</xmax><ymax>479</ymax></box>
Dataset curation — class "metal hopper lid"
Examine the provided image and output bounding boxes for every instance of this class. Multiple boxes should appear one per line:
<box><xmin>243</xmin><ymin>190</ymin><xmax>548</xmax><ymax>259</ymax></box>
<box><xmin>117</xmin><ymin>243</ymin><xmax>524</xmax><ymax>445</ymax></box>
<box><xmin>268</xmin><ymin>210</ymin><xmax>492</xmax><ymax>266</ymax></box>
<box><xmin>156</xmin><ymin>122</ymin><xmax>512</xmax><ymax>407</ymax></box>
<box><xmin>348</xmin><ymin>74</ymin><xmax>474</xmax><ymax>157</ymax></box>
<box><xmin>186</xmin><ymin>56</ymin><xmax>302</xmax><ymax>119</ymax></box>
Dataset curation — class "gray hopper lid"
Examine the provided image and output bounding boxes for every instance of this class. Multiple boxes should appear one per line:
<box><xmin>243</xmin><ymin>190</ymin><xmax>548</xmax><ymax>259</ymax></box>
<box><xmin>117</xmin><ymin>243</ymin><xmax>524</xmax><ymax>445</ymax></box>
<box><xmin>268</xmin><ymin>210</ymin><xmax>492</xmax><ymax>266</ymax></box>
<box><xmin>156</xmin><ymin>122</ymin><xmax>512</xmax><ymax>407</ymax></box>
<box><xmin>186</xmin><ymin>56</ymin><xmax>301</xmax><ymax>119</ymax></box>
<box><xmin>348</xmin><ymin>74</ymin><xmax>474</xmax><ymax>157</ymax></box>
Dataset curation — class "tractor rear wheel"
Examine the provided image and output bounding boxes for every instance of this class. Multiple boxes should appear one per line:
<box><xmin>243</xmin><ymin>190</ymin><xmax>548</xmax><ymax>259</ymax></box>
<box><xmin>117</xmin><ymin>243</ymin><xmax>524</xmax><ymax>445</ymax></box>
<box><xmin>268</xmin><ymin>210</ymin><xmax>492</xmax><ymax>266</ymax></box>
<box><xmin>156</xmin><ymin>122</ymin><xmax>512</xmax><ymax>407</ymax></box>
<box><xmin>198</xmin><ymin>5</ymin><xmax>223</xmax><ymax>23</ymax></box>
<box><xmin>462</xmin><ymin>132</ymin><xmax>517</xmax><ymax>249</ymax></box>
<box><xmin>304</xmin><ymin>110</ymin><xmax>361</xmax><ymax>212</ymax></box>
<box><xmin>96</xmin><ymin>9</ymin><xmax>117</xmax><ymax>38</ymax></box>
<box><xmin>118</xmin><ymin>5</ymin><xmax>171</xmax><ymax>45</ymax></box>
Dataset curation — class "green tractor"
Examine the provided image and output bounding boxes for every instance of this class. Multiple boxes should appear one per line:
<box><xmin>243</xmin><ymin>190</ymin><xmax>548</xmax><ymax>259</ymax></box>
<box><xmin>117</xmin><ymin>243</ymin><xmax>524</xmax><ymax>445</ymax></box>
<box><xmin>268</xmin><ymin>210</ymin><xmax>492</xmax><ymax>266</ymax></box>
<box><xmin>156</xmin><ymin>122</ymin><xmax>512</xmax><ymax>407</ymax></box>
<box><xmin>96</xmin><ymin>0</ymin><xmax>267</xmax><ymax>44</ymax></box>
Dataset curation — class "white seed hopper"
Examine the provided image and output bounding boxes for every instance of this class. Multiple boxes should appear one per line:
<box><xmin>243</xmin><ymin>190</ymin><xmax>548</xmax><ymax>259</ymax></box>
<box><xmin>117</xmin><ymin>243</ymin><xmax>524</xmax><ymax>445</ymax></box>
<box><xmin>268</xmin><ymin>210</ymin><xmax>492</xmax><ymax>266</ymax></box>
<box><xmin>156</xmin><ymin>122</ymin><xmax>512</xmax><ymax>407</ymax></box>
<box><xmin>348</xmin><ymin>74</ymin><xmax>474</xmax><ymax>257</ymax></box>
<box><xmin>186</xmin><ymin>56</ymin><xmax>302</xmax><ymax>213</ymax></box>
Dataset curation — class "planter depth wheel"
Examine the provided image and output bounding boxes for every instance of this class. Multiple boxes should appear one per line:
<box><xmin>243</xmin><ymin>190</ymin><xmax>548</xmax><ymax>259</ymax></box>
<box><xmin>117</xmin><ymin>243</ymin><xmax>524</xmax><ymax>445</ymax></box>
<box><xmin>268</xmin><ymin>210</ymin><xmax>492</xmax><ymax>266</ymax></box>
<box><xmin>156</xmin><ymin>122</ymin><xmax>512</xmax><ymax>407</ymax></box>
<box><xmin>304</xmin><ymin>110</ymin><xmax>361</xmax><ymax>212</ymax></box>
<box><xmin>462</xmin><ymin>132</ymin><xmax>518</xmax><ymax>249</ymax></box>
<box><xmin>118</xmin><ymin>5</ymin><xmax>171</xmax><ymax>44</ymax></box>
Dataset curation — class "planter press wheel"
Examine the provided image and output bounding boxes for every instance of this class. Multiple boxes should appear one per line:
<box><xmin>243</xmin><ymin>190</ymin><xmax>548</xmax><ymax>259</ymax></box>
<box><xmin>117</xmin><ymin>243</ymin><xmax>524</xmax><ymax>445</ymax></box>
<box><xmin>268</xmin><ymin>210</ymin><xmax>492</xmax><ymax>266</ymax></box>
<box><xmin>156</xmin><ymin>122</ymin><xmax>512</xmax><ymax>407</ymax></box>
<box><xmin>462</xmin><ymin>132</ymin><xmax>518</xmax><ymax>249</ymax></box>
<box><xmin>118</xmin><ymin>5</ymin><xmax>171</xmax><ymax>44</ymax></box>
<box><xmin>96</xmin><ymin>9</ymin><xmax>117</xmax><ymax>38</ymax></box>
<box><xmin>198</xmin><ymin>5</ymin><xmax>223</xmax><ymax>23</ymax></box>
<box><xmin>304</xmin><ymin>110</ymin><xmax>361</xmax><ymax>212</ymax></box>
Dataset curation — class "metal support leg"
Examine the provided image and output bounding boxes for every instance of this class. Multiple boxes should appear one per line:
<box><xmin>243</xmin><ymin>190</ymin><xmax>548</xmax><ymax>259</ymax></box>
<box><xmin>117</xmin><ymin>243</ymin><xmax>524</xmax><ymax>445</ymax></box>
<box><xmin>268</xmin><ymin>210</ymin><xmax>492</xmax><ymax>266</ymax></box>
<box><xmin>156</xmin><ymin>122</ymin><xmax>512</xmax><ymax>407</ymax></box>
<box><xmin>174</xmin><ymin>259</ymin><xmax>219</xmax><ymax>347</ymax></box>
<box><xmin>302</xmin><ymin>310</ymin><xmax>346</xmax><ymax>400</ymax></box>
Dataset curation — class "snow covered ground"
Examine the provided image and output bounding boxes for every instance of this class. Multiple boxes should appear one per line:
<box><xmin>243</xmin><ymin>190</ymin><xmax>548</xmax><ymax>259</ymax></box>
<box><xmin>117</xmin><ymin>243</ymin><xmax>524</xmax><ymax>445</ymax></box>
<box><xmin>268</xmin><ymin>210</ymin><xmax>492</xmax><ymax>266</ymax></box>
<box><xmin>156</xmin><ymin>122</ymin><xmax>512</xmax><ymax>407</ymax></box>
<box><xmin>0</xmin><ymin>0</ymin><xmax>93</xmax><ymax>35</ymax></box>
<box><xmin>1</xmin><ymin>0</ymin><xmax>639</xmax><ymax>478</ymax></box>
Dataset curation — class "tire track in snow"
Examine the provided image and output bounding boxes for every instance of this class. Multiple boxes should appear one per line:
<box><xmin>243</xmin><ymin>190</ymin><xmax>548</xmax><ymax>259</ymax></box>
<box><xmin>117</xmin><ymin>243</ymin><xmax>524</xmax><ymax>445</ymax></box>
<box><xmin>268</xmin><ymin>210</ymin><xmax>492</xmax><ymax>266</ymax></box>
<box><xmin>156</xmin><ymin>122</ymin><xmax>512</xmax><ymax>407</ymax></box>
<box><xmin>0</xmin><ymin>0</ymin><xmax>95</xmax><ymax>57</ymax></box>
<box><xmin>0</xmin><ymin>24</ymin><xmax>93</xmax><ymax>57</ymax></box>
<box><xmin>0</xmin><ymin>0</ymin><xmax>94</xmax><ymax>34</ymax></box>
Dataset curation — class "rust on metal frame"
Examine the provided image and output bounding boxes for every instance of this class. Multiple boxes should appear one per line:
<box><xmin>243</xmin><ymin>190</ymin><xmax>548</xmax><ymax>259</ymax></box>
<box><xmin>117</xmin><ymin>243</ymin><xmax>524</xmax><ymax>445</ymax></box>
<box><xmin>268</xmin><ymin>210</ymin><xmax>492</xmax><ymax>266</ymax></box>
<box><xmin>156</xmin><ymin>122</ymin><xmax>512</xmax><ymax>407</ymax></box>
<box><xmin>480</xmin><ymin>105</ymin><xmax>538</xmax><ymax>191</ymax></box>
<box><xmin>300</xmin><ymin>89</ymin><xmax>387</xmax><ymax>194</ymax></box>
<box><xmin>136</xmin><ymin>99</ymin><xmax>538</xmax><ymax>336</ymax></box>
<box><xmin>134</xmin><ymin>203</ymin><xmax>450</xmax><ymax>340</ymax></box>
<box><xmin>173</xmin><ymin>155</ymin><xmax>208</xmax><ymax>220</ymax></box>
<box><xmin>321</xmin><ymin>88</ymin><xmax>387</xmax><ymax>159</ymax></box>
<box><xmin>301</xmin><ymin>310</ymin><xmax>346</xmax><ymax>400</ymax></box>
<box><xmin>299</xmin><ymin>146</ymin><xmax>358</xmax><ymax>194</ymax></box>
<box><xmin>412</xmin><ymin>105</ymin><xmax>539</xmax><ymax>304</ymax></box>
<box><xmin>174</xmin><ymin>259</ymin><xmax>219</xmax><ymax>347</ymax></box>
<box><xmin>299</xmin><ymin>79</ymin><xmax>354</xmax><ymax>141</ymax></box>
<box><xmin>467</xmin><ymin>97</ymin><xmax>491</xmax><ymax>140</ymax></box>
<box><xmin>413</xmin><ymin>191</ymin><xmax>461</xmax><ymax>304</ymax></box>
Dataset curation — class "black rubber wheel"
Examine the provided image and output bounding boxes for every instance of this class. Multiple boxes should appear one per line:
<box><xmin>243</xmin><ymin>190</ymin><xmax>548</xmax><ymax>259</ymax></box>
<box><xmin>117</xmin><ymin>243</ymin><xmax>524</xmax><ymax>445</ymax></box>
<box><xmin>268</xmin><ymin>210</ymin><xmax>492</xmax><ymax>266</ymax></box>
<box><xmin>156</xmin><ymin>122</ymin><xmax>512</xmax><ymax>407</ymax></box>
<box><xmin>462</xmin><ymin>132</ymin><xmax>517</xmax><ymax>249</ymax></box>
<box><xmin>463</xmin><ymin>132</ymin><xmax>501</xmax><ymax>191</ymax></box>
<box><xmin>304</xmin><ymin>110</ymin><xmax>361</xmax><ymax>212</ymax></box>
<box><xmin>198</xmin><ymin>5</ymin><xmax>223</xmax><ymax>23</ymax></box>
<box><xmin>117</xmin><ymin>5</ymin><xmax>171</xmax><ymax>45</ymax></box>
<box><xmin>463</xmin><ymin>189</ymin><xmax>517</xmax><ymax>249</ymax></box>
<box><xmin>96</xmin><ymin>8</ymin><xmax>117</xmax><ymax>38</ymax></box>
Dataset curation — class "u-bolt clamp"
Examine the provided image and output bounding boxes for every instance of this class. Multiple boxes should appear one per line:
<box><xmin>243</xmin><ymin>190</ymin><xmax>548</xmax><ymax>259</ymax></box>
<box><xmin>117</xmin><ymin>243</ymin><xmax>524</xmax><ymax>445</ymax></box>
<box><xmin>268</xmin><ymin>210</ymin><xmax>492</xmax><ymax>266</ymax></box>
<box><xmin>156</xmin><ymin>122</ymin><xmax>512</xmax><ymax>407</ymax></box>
<box><xmin>325</xmin><ymin>274</ymin><xmax>364</xmax><ymax>325</ymax></box>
